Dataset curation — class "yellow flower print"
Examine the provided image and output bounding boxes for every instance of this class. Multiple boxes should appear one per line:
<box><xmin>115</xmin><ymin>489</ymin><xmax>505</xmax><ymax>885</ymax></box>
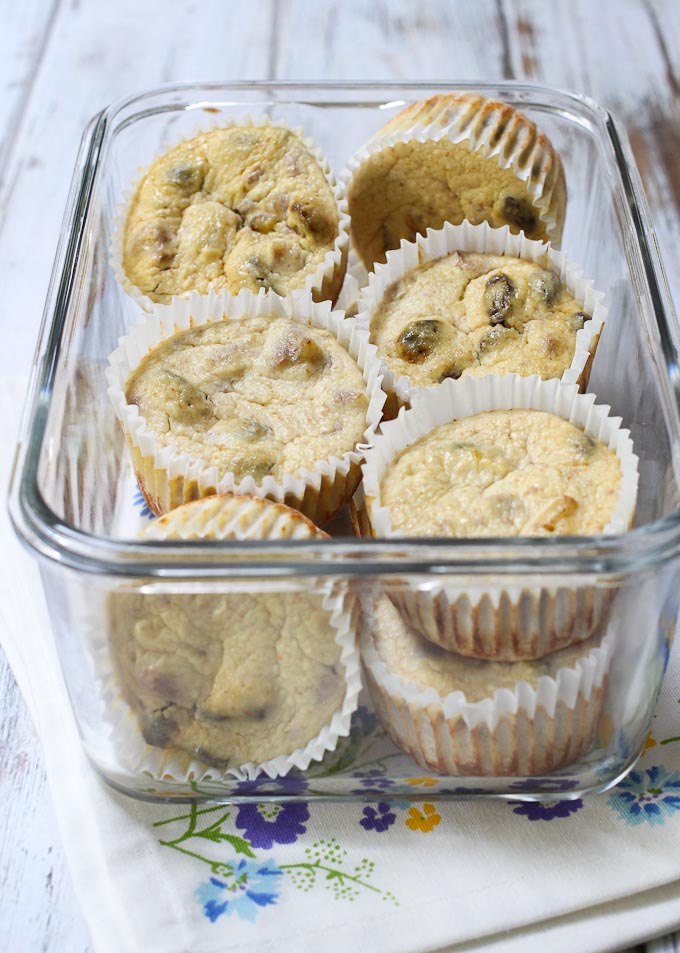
<box><xmin>407</xmin><ymin>777</ymin><xmax>437</xmax><ymax>788</ymax></box>
<box><xmin>644</xmin><ymin>732</ymin><xmax>657</xmax><ymax>752</ymax></box>
<box><xmin>405</xmin><ymin>803</ymin><xmax>441</xmax><ymax>832</ymax></box>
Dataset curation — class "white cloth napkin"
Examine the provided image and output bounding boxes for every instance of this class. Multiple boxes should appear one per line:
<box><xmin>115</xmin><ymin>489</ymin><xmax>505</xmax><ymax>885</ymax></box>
<box><xmin>3</xmin><ymin>374</ymin><xmax>680</xmax><ymax>953</ymax></box>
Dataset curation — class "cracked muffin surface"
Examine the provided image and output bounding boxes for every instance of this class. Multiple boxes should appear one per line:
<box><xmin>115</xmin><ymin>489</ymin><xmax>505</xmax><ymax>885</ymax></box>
<box><xmin>370</xmin><ymin>252</ymin><xmax>588</xmax><ymax>387</ymax></box>
<box><xmin>124</xmin><ymin>315</ymin><xmax>369</xmax><ymax>483</ymax></box>
<box><xmin>380</xmin><ymin>409</ymin><xmax>621</xmax><ymax>538</ymax></box>
<box><xmin>122</xmin><ymin>125</ymin><xmax>340</xmax><ymax>302</ymax></box>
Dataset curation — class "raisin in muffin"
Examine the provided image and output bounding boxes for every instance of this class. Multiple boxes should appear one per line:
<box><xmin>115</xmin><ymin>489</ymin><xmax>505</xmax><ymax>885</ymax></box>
<box><xmin>109</xmin><ymin>495</ymin><xmax>359</xmax><ymax>772</ymax></box>
<box><xmin>107</xmin><ymin>292</ymin><xmax>384</xmax><ymax>524</ymax></box>
<box><xmin>122</xmin><ymin>124</ymin><xmax>347</xmax><ymax>303</ymax></box>
<box><xmin>378</xmin><ymin>408</ymin><xmax>621</xmax><ymax>538</ymax></box>
<box><xmin>360</xmin><ymin>376</ymin><xmax>638</xmax><ymax>659</ymax></box>
<box><xmin>346</xmin><ymin>93</ymin><xmax>566</xmax><ymax>269</ymax></box>
<box><xmin>368</xmin><ymin>251</ymin><xmax>591</xmax><ymax>392</ymax></box>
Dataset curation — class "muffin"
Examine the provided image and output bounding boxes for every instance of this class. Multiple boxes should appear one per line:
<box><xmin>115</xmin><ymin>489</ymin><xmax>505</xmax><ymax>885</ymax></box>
<box><xmin>345</xmin><ymin>93</ymin><xmax>566</xmax><ymax>270</ymax></box>
<box><xmin>362</xmin><ymin>374</ymin><xmax>639</xmax><ymax>659</ymax></box>
<box><xmin>120</xmin><ymin>122</ymin><xmax>348</xmax><ymax>305</ymax></box>
<box><xmin>108</xmin><ymin>495</ymin><xmax>361</xmax><ymax>777</ymax></box>
<box><xmin>362</xmin><ymin>596</ymin><xmax>610</xmax><ymax>776</ymax></box>
<box><xmin>106</xmin><ymin>290</ymin><xmax>385</xmax><ymax>525</ymax></box>
<box><xmin>355</xmin><ymin>221</ymin><xmax>605</xmax><ymax>408</ymax></box>
<box><xmin>379</xmin><ymin>409</ymin><xmax>622</xmax><ymax>539</ymax></box>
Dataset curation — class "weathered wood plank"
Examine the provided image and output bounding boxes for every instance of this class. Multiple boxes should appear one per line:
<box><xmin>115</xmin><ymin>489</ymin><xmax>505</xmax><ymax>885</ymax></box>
<box><xmin>0</xmin><ymin>650</ymin><xmax>92</xmax><ymax>953</ymax></box>
<box><xmin>502</xmin><ymin>0</ymin><xmax>680</xmax><ymax>308</ymax></box>
<box><xmin>274</xmin><ymin>0</ymin><xmax>514</xmax><ymax>80</ymax></box>
<box><xmin>0</xmin><ymin>0</ymin><xmax>60</xmax><ymax>182</ymax></box>
<box><xmin>0</xmin><ymin>0</ymin><xmax>275</xmax><ymax>376</ymax></box>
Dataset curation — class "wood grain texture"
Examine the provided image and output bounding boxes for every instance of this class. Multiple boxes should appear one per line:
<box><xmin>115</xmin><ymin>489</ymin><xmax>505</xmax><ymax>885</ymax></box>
<box><xmin>3</xmin><ymin>1</ymin><xmax>680</xmax><ymax>951</ymax></box>
<box><xmin>273</xmin><ymin>0</ymin><xmax>509</xmax><ymax>80</ymax></box>
<box><xmin>0</xmin><ymin>0</ymin><xmax>60</xmax><ymax>181</ymax></box>
<box><xmin>0</xmin><ymin>651</ymin><xmax>92</xmax><ymax>953</ymax></box>
<box><xmin>500</xmin><ymin>0</ymin><xmax>680</xmax><ymax>312</ymax></box>
<box><xmin>0</xmin><ymin>0</ymin><xmax>275</xmax><ymax>377</ymax></box>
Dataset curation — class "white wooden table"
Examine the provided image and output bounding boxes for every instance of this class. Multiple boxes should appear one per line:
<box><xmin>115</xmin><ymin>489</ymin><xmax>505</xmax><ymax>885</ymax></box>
<box><xmin>2</xmin><ymin>1</ymin><xmax>680</xmax><ymax>949</ymax></box>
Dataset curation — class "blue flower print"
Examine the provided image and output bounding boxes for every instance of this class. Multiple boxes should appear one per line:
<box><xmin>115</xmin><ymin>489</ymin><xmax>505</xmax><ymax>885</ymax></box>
<box><xmin>351</xmin><ymin>774</ymin><xmax>394</xmax><ymax>796</ymax></box>
<box><xmin>509</xmin><ymin>799</ymin><xmax>584</xmax><ymax>821</ymax></box>
<box><xmin>609</xmin><ymin>765</ymin><xmax>680</xmax><ymax>826</ymax></box>
<box><xmin>196</xmin><ymin>859</ymin><xmax>282</xmax><ymax>922</ymax></box>
<box><xmin>235</xmin><ymin>775</ymin><xmax>308</xmax><ymax>798</ymax></box>
<box><xmin>508</xmin><ymin>777</ymin><xmax>581</xmax><ymax>794</ymax></box>
<box><xmin>132</xmin><ymin>488</ymin><xmax>153</xmax><ymax>519</ymax></box>
<box><xmin>435</xmin><ymin>786</ymin><xmax>491</xmax><ymax>796</ymax></box>
<box><xmin>360</xmin><ymin>802</ymin><xmax>397</xmax><ymax>832</ymax></box>
<box><xmin>236</xmin><ymin>802</ymin><xmax>309</xmax><ymax>849</ymax></box>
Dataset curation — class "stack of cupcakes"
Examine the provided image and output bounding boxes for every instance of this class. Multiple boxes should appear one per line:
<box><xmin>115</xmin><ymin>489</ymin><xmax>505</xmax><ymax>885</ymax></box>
<box><xmin>341</xmin><ymin>93</ymin><xmax>639</xmax><ymax>777</ymax></box>
<box><xmin>359</xmin><ymin>374</ymin><xmax>637</xmax><ymax>776</ymax></box>
<box><xmin>106</xmin><ymin>118</ymin><xmax>379</xmax><ymax>779</ymax></box>
<box><xmin>105</xmin><ymin>92</ymin><xmax>639</xmax><ymax>781</ymax></box>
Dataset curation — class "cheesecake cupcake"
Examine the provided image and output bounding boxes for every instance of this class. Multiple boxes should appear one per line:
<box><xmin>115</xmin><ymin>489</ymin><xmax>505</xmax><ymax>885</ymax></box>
<box><xmin>361</xmin><ymin>374</ymin><xmax>639</xmax><ymax>659</ymax></box>
<box><xmin>355</xmin><ymin>221</ymin><xmax>604</xmax><ymax>409</ymax></box>
<box><xmin>345</xmin><ymin>93</ymin><xmax>566</xmax><ymax>270</ymax></box>
<box><xmin>108</xmin><ymin>494</ymin><xmax>361</xmax><ymax>780</ymax></box>
<box><xmin>106</xmin><ymin>290</ymin><xmax>385</xmax><ymax>525</ymax></box>
<box><xmin>362</xmin><ymin>595</ymin><xmax>610</xmax><ymax>776</ymax></box>
<box><xmin>118</xmin><ymin>120</ymin><xmax>349</xmax><ymax>307</ymax></box>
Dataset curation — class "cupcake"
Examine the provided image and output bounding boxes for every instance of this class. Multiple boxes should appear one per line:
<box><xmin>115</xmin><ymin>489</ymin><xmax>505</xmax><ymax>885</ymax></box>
<box><xmin>355</xmin><ymin>221</ymin><xmax>605</xmax><ymax>409</ymax></box>
<box><xmin>362</xmin><ymin>595</ymin><xmax>610</xmax><ymax>776</ymax></box>
<box><xmin>361</xmin><ymin>375</ymin><xmax>639</xmax><ymax>659</ymax></box>
<box><xmin>108</xmin><ymin>494</ymin><xmax>361</xmax><ymax>779</ymax></box>
<box><xmin>119</xmin><ymin>121</ymin><xmax>349</xmax><ymax>306</ymax></box>
<box><xmin>345</xmin><ymin>93</ymin><xmax>566</xmax><ymax>270</ymax></box>
<box><xmin>106</xmin><ymin>290</ymin><xmax>385</xmax><ymax>525</ymax></box>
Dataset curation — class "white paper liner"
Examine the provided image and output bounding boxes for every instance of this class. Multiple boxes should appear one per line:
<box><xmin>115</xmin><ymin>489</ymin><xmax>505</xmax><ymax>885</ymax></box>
<box><xmin>334</xmin><ymin>245</ymin><xmax>369</xmax><ymax>316</ymax></box>
<box><xmin>361</xmin><ymin>596</ymin><xmax>612</xmax><ymax>776</ymax></box>
<box><xmin>353</xmin><ymin>220</ymin><xmax>605</xmax><ymax>407</ymax></box>
<box><xmin>341</xmin><ymin>92</ymin><xmax>566</xmax><ymax>270</ymax></box>
<box><xmin>110</xmin><ymin>115</ymin><xmax>350</xmax><ymax>312</ymax></box>
<box><xmin>361</xmin><ymin>374</ymin><xmax>639</xmax><ymax>659</ymax></box>
<box><xmin>106</xmin><ymin>288</ymin><xmax>386</xmax><ymax>525</ymax></box>
<box><xmin>101</xmin><ymin>496</ymin><xmax>361</xmax><ymax>783</ymax></box>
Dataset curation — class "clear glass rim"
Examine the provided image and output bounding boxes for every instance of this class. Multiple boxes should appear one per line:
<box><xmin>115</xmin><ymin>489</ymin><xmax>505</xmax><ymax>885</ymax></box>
<box><xmin>10</xmin><ymin>80</ymin><xmax>680</xmax><ymax>579</ymax></box>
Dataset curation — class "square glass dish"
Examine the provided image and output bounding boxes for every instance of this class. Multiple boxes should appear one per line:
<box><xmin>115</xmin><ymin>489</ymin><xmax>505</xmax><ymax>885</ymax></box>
<box><xmin>9</xmin><ymin>81</ymin><xmax>680</xmax><ymax>804</ymax></box>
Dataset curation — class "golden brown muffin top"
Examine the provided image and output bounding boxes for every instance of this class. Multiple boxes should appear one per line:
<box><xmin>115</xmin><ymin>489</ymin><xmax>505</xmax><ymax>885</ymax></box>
<box><xmin>369</xmin><ymin>252</ymin><xmax>587</xmax><ymax>387</ymax></box>
<box><xmin>380</xmin><ymin>409</ymin><xmax>621</xmax><ymax>537</ymax></box>
<box><xmin>123</xmin><ymin>125</ymin><xmax>339</xmax><ymax>302</ymax></box>
<box><xmin>348</xmin><ymin>93</ymin><xmax>565</xmax><ymax>269</ymax></box>
<box><xmin>125</xmin><ymin>316</ymin><xmax>369</xmax><ymax>484</ymax></box>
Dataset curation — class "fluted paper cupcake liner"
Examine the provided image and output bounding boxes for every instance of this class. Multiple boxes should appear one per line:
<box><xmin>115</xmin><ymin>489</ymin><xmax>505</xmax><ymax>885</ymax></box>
<box><xmin>354</xmin><ymin>220</ymin><xmax>605</xmax><ymax>408</ymax></box>
<box><xmin>361</xmin><ymin>597</ymin><xmax>611</xmax><ymax>777</ymax></box>
<box><xmin>106</xmin><ymin>288</ymin><xmax>385</xmax><ymax>525</ymax></box>
<box><xmin>111</xmin><ymin>115</ymin><xmax>350</xmax><ymax>311</ymax></box>
<box><xmin>335</xmin><ymin>246</ymin><xmax>370</xmax><ymax>317</ymax></box>
<box><xmin>342</xmin><ymin>92</ymin><xmax>566</xmax><ymax>271</ymax></box>
<box><xmin>361</xmin><ymin>374</ymin><xmax>639</xmax><ymax>659</ymax></box>
<box><xmin>99</xmin><ymin>495</ymin><xmax>362</xmax><ymax>783</ymax></box>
